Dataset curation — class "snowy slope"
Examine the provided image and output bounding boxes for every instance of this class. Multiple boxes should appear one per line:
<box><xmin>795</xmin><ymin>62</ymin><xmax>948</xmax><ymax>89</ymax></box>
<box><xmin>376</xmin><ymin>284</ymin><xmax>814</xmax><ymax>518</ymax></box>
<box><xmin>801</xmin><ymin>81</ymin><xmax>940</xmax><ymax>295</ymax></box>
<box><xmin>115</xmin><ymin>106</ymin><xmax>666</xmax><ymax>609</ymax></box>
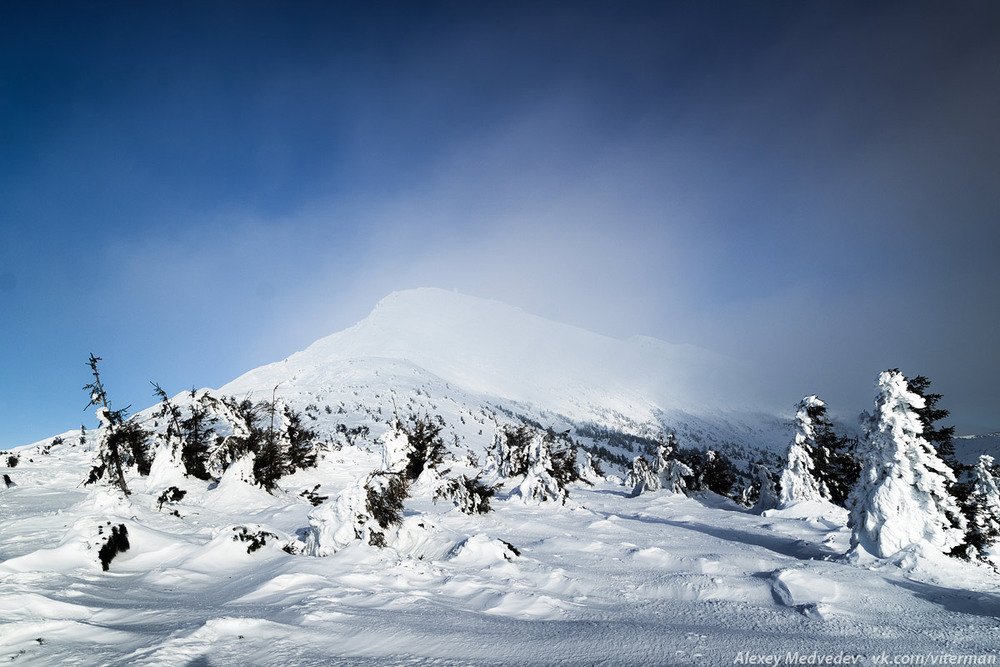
<box><xmin>4</xmin><ymin>288</ymin><xmax>999</xmax><ymax>665</ymax></box>
<box><xmin>222</xmin><ymin>288</ymin><xmax>741</xmax><ymax>418</ymax></box>
<box><xmin>216</xmin><ymin>288</ymin><xmax>785</xmax><ymax>465</ymax></box>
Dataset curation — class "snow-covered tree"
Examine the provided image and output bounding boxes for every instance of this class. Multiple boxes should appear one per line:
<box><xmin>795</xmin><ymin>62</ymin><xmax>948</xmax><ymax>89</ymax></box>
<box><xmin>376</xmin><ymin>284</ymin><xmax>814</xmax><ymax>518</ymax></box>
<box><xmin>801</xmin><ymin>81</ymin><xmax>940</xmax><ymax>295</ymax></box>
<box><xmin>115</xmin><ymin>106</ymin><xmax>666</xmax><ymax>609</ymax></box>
<box><xmin>632</xmin><ymin>434</ymin><xmax>692</xmax><ymax>495</ymax></box>
<box><xmin>626</xmin><ymin>455</ymin><xmax>658</xmax><ymax>496</ymax></box>
<box><xmin>753</xmin><ymin>464</ymin><xmax>780</xmax><ymax>513</ymax></box>
<box><xmin>400</xmin><ymin>413</ymin><xmax>447</xmax><ymax>481</ymax></box>
<box><xmin>779</xmin><ymin>396</ymin><xmax>826</xmax><ymax>506</ymax></box>
<box><xmin>675</xmin><ymin>448</ymin><xmax>737</xmax><ymax>498</ymax></box>
<box><xmin>907</xmin><ymin>375</ymin><xmax>961</xmax><ymax>474</ymax></box>
<box><xmin>489</xmin><ymin>424</ymin><xmax>574</xmax><ymax>503</ymax></box>
<box><xmin>513</xmin><ymin>430</ymin><xmax>566</xmax><ymax>503</ymax></box>
<box><xmin>304</xmin><ymin>427</ymin><xmax>412</xmax><ymax>554</ymax></box>
<box><xmin>660</xmin><ymin>458</ymin><xmax>693</xmax><ymax>495</ymax></box>
<box><xmin>83</xmin><ymin>354</ymin><xmax>151</xmax><ymax>495</ymax></box>
<box><xmin>953</xmin><ymin>455</ymin><xmax>1000</xmax><ymax>562</ymax></box>
<box><xmin>848</xmin><ymin>370</ymin><xmax>965</xmax><ymax>558</ymax></box>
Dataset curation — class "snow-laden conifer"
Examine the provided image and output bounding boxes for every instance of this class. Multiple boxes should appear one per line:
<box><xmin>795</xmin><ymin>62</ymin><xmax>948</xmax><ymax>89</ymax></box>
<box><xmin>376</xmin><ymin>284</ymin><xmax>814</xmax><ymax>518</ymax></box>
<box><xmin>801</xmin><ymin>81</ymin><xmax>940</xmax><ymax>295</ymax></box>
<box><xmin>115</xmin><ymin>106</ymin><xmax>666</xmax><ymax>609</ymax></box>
<box><xmin>653</xmin><ymin>434</ymin><xmax>691</xmax><ymax>494</ymax></box>
<box><xmin>753</xmin><ymin>465</ymin><xmax>780</xmax><ymax>513</ymax></box>
<box><xmin>626</xmin><ymin>456</ymin><xmax>658</xmax><ymax>496</ymax></box>
<box><xmin>779</xmin><ymin>396</ymin><xmax>826</xmax><ymax>506</ymax></box>
<box><xmin>304</xmin><ymin>427</ymin><xmax>411</xmax><ymax>554</ymax></box>
<box><xmin>955</xmin><ymin>455</ymin><xmax>1000</xmax><ymax>562</ymax></box>
<box><xmin>513</xmin><ymin>431</ymin><xmax>566</xmax><ymax>503</ymax></box>
<box><xmin>848</xmin><ymin>370</ymin><xmax>965</xmax><ymax>558</ymax></box>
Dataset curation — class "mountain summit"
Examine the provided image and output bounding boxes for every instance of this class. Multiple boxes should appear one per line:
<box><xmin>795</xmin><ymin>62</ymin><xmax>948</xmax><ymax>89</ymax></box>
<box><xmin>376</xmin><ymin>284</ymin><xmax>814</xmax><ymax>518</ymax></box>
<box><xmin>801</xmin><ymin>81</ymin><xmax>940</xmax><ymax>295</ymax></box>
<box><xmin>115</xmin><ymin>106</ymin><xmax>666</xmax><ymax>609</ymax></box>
<box><xmin>221</xmin><ymin>288</ymin><xmax>756</xmax><ymax>427</ymax></box>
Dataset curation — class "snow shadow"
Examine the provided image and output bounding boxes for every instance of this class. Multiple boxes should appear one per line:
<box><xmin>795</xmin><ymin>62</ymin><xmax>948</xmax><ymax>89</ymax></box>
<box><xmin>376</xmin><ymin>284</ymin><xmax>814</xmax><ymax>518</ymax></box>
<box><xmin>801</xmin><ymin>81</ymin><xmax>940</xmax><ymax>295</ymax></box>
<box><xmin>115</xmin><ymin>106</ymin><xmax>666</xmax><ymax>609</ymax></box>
<box><xmin>887</xmin><ymin>577</ymin><xmax>1000</xmax><ymax>619</ymax></box>
<box><xmin>624</xmin><ymin>513</ymin><xmax>840</xmax><ymax>561</ymax></box>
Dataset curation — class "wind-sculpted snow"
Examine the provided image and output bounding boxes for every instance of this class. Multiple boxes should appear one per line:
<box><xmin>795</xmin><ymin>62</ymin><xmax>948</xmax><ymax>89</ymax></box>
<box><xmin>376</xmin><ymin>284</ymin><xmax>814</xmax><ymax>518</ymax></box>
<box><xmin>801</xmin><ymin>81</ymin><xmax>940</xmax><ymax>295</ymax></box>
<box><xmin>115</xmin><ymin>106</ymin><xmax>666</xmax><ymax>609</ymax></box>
<box><xmin>3</xmin><ymin>439</ymin><xmax>1000</xmax><ymax>665</ymax></box>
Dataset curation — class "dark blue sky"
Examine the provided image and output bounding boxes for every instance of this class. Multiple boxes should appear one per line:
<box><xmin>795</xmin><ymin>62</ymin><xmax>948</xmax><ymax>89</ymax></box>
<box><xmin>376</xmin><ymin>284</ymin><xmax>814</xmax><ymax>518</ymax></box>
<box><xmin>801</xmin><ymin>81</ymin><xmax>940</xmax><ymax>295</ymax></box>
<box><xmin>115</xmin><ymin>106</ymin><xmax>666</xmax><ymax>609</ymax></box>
<box><xmin>3</xmin><ymin>1</ymin><xmax>999</xmax><ymax>445</ymax></box>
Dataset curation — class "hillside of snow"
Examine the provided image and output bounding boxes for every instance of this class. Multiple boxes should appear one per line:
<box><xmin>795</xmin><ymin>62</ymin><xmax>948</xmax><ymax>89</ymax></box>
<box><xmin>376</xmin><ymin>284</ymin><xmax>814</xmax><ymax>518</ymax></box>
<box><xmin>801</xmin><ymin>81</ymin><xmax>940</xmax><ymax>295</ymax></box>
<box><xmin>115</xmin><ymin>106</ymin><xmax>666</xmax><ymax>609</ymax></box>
<box><xmin>214</xmin><ymin>288</ymin><xmax>788</xmax><ymax>469</ymax></box>
<box><xmin>2</xmin><ymin>288</ymin><xmax>999</xmax><ymax>665</ymax></box>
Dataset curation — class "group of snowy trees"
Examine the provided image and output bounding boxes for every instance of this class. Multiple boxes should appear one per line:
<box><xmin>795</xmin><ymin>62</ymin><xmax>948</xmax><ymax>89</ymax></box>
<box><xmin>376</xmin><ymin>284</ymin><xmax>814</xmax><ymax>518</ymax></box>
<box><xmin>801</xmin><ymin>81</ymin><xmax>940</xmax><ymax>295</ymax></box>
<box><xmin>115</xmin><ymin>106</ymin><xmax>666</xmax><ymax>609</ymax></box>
<box><xmin>82</xmin><ymin>355</ymin><xmax>320</xmax><ymax>496</ymax></box>
<box><xmin>75</xmin><ymin>354</ymin><xmax>1000</xmax><ymax>565</ymax></box>
<box><xmin>774</xmin><ymin>369</ymin><xmax>1000</xmax><ymax>564</ymax></box>
<box><xmin>625</xmin><ymin>432</ymin><xmax>741</xmax><ymax>500</ymax></box>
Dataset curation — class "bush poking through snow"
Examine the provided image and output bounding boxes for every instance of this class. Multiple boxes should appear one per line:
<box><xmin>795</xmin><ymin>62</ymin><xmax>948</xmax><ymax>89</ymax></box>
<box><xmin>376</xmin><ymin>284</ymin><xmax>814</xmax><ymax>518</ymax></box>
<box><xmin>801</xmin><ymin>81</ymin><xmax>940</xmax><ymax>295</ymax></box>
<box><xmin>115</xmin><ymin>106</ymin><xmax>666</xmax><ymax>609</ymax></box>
<box><xmin>434</xmin><ymin>475</ymin><xmax>497</xmax><ymax>514</ymax></box>
<box><xmin>400</xmin><ymin>413</ymin><xmax>448</xmax><ymax>481</ymax></box>
<box><xmin>156</xmin><ymin>486</ymin><xmax>187</xmax><ymax>511</ymax></box>
<box><xmin>97</xmin><ymin>523</ymin><xmax>130</xmax><ymax>571</ymax></box>
<box><xmin>300</xmin><ymin>484</ymin><xmax>328</xmax><ymax>507</ymax></box>
<box><xmin>6</xmin><ymin>454</ymin><xmax>18</xmax><ymax>468</ymax></box>
<box><xmin>365</xmin><ymin>471</ymin><xmax>409</xmax><ymax>533</ymax></box>
<box><xmin>232</xmin><ymin>526</ymin><xmax>280</xmax><ymax>554</ymax></box>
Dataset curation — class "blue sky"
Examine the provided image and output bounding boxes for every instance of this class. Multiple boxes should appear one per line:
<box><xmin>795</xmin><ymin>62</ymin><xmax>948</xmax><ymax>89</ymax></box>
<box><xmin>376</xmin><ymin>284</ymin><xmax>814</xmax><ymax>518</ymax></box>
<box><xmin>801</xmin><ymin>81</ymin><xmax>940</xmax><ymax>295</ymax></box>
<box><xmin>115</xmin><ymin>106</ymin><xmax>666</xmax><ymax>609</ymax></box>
<box><xmin>2</xmin><ymin>1</ymin><xmax>999</xmax><ymax>446</ymax></box>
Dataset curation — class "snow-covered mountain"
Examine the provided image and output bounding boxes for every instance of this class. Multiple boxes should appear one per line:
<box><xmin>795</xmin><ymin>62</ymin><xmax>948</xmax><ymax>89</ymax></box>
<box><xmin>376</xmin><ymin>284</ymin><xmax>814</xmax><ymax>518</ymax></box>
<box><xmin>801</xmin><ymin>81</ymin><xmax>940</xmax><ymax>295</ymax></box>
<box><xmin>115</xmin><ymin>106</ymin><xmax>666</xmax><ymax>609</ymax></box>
<box><xmin>4</xmin><ymin>288</ymin><xmax>999</xmax><ymax>665</ymax></box>
<box><xmin>225</xmin><ymin>287</ymin><xmax>746</xmax><ymax>417</ymax></box>
<box><xmin>216</xmin><ymin>287</ymin><xmax>787</xmax><ymax>469</ymax></box>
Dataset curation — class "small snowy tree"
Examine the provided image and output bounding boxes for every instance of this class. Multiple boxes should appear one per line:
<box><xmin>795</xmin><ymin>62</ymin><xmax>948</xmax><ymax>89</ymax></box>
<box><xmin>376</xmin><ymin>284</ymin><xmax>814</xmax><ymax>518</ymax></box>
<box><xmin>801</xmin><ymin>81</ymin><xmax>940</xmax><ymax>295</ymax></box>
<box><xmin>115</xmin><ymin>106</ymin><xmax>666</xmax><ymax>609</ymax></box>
<box><xmin>953</xmin><ymin>455</ymin><xmax>1000</xmax><ymax>562</ymax></box>
<box><xmin>400</xmin><ymin>413</ymin><xmax>447</xmax><ymax>481</ymax></box>
<box><xmin>779</xmin><ymin>396</ymin><xmax>827</xmax><ymax>506</ymax></box>
<box><xmin>848</xmin><ymin>370</ymin><xmax>966</xmax><ymax>558</ymax></box>
<box><xmin>907</xmin><ymin>375</ymin><xmax>961</xmax><ymax>473</ymax></box>
<box><xmin>626</xmin><ymin>455</ymin><xmax>659</xmax><ymax>496</ymax></box>
<box><xmin>304</xmin><ymin>427</ymin><xmax>412</xmax><ymax>554</ymax></box>
<box><xmin>434</xmin><ymin>474</ymin><xmax>497</xmax><ymax>514</ymax></box>
<box><xmin>490</xmin><ymin>424</ymin><xmax>574</xmax><ymax>503</ymax></box>
<box><xmin>514</xmin><ymin>430</ymin><xmax>566</xmax><ymax>503</ymax></box>
<box><xmin>753</xmin><ymin>464</ymin><xmax>780</xmax><ymax>513</ymax></box>
<box><xmin>83</xmin><ymin>355</ymin><xmax>151</xmax><ymax>495</ymax></box>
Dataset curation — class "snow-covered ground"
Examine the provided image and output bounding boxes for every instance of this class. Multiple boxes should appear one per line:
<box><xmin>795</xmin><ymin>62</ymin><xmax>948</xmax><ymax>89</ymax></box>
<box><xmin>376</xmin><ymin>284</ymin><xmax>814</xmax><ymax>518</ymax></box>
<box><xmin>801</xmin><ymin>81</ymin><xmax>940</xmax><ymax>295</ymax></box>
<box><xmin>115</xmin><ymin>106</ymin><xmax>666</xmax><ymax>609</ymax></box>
<box><xmin>3</xmin><ymin>437</ymin><xmax>1000</xmax><ymax>665</ymax></box>
<box><xmin>3</xmin><ymin>289</ymin><xmax>999</xmax><ymax>665</ymax></box>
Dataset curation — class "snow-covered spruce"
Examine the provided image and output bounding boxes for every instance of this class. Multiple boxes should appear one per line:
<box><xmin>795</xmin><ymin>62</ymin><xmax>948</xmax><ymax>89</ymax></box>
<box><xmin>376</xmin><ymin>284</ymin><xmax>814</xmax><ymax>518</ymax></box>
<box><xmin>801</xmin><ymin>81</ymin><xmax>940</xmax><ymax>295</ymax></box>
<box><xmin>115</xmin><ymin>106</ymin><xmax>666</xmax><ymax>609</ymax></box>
<box><xmin>656</xmin><ymin>435</ymin><xmax>692</xmax><ymax>495</ymax></box>
<box><xmin>624</xmin><ymin>435</ymin><xmax>691</xmax><ymax>496</ymax></box>
<box><xmin>626</xmin><ymin>456</ymin><xmax>659</xmax><ymax>496</ymax></box>
<box><xmin>513</xmin><ymin>430</ymin><xmax>566</xmax><ymax>503</ymax></box>
<box><xmin>753</xmin><ymin>464</ymin><xmax>780</xmax><ymax>513</ymax></box>
<box><xmin>83</xmin><ymin>355</ymin><xmax>152</xmax><ymax>496</ymax></box>
<box><xmin>433</xmin><ymin>475</ymin><xmax>497</xmax><ymax>514</ymax></box>
<box><xmin>955</xmin><ymin>454</ymin><xmax>1000</xmax><ymax>562</ymax></box>
<box><xmin>779</xmin><ymin>396</ymin><xmax>826</xmax><ymax>506</ymax></box>
<box><xmin>848</xmin><ymin>370</ymin><xmax>965</xmax><ymax>559</ymax></box>
<box><xmin>304</xmin><ymin>428</ymin><xmax>412</xmax><ymax>554</ymax></box>
<box><xmin>488</xmin><ymin>424</ymin><xmax>577</xmax><ymax>504</ymax></box>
